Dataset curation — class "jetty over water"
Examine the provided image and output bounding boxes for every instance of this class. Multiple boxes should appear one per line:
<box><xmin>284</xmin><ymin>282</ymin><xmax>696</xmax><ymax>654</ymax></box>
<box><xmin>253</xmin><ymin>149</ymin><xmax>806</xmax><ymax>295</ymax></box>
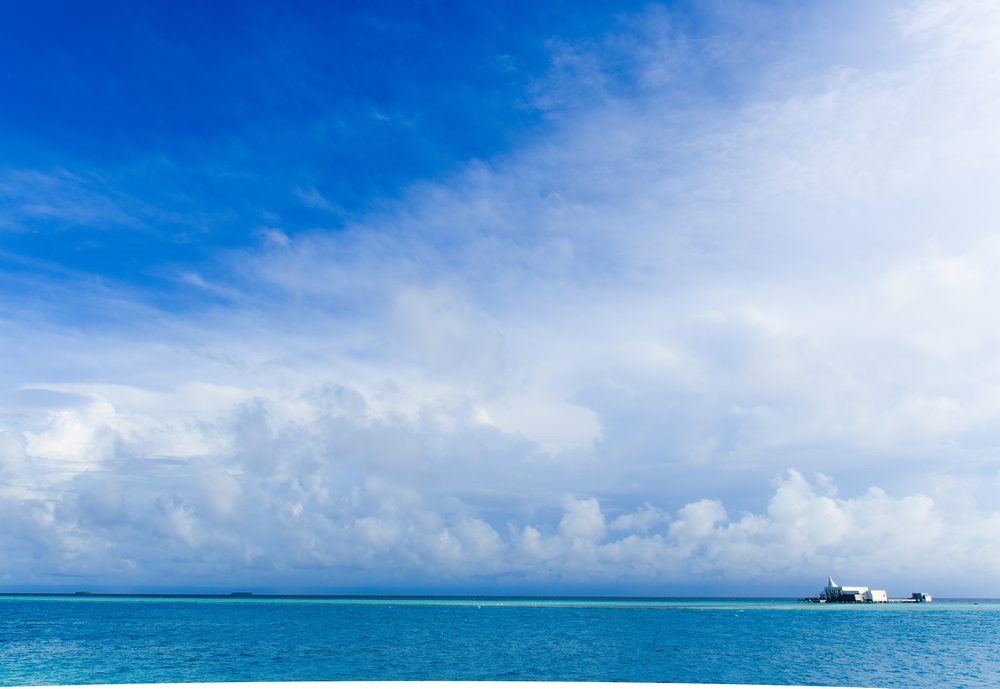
<box><xmin>800</xmin><ymin>576</ymin><xmax>932</xmax><ymax>604</ymax></box>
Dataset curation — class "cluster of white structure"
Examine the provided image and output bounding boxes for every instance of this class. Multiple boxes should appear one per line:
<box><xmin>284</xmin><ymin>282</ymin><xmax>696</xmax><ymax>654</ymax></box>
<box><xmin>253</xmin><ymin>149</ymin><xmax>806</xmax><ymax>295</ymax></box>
<box><xmin>821</xmin><ymin>577</ymin><xmax>888</xmax><ymax>602</ymax></box>
<box><xmin>815</xmin><ymin>577</ymin><xmax>932</xmax><ymax>603</ymax></box>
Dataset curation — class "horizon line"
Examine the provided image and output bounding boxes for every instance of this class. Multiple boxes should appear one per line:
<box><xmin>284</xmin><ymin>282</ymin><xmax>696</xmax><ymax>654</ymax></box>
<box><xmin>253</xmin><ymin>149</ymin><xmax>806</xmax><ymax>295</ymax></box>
<box><xmin>1</xmin><ymin>591</ymin><xmax>981</xmax><ymax>600</ymax></box>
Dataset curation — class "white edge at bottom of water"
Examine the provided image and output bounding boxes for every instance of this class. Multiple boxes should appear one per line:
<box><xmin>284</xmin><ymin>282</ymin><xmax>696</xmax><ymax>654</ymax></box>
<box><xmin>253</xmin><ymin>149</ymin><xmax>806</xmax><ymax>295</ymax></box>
<box><xmin>12</xmin><ymin>682</ymin><xmax>882</xmax><ymax>689</ymax></box>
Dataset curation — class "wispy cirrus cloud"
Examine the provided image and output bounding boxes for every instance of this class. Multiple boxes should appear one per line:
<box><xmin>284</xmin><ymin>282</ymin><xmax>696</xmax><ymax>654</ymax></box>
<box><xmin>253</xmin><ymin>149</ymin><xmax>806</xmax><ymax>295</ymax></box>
<box><xmin>0</xmin><ymin>168</ymin><xmax>138</xmax><ymax>232</ymax></box>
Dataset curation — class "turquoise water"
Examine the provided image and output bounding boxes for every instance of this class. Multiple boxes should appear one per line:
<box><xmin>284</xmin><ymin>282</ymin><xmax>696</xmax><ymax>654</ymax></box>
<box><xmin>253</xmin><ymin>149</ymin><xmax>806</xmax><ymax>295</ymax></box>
<box><xmin>1</xmin><ymin>595</ymin><xmax>998</xmax><ymax>688</ymax></box>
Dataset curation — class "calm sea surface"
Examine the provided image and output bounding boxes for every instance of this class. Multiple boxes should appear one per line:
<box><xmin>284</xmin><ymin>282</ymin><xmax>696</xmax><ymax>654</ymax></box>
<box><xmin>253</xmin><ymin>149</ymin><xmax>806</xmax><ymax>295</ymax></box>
<box><xmin>1</xmin><ymin>595</ymin><xmax>998</xmax><ymax>688</ymax></box>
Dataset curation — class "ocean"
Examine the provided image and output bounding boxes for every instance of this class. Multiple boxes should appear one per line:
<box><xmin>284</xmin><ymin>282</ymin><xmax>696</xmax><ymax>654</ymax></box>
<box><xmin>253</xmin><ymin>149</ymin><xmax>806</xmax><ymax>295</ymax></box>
<box><xmin>1</xmin><ymin>595</ymin><xmax>998</xmax><ymax>688</ymax></box>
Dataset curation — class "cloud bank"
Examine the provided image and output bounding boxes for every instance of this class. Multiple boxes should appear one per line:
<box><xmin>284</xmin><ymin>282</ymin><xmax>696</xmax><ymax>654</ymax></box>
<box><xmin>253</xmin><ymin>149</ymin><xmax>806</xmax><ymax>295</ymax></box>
<box><xmin>3</xmin><ymin>0</ymin><xmax>1000</xmax><ymax>594</ymax></box>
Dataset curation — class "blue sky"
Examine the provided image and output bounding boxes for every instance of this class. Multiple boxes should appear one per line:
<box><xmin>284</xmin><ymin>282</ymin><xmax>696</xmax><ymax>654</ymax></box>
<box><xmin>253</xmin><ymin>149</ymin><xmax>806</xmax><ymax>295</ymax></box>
<box><xmin>0</xmin><ymin>0</ymin><xmax>652</xmax><ymax>284</ymax></box>
<box><xmin>3</xmin><ymin>0</ymin><xmax>1000</xmax><ymax>596</ymax></box>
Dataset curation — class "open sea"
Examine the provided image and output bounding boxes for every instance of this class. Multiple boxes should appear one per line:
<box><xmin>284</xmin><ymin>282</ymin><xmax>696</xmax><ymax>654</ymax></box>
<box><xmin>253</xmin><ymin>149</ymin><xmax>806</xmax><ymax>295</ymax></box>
<box><xmin>1</xmin><ymin>595</ymin><xmax>998</xmax><ymax>688</ymax></box>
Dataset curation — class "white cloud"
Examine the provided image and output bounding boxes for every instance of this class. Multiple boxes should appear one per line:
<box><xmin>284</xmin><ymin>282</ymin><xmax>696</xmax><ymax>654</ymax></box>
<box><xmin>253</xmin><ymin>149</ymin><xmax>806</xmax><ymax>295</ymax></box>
<box><xmin>0</xmin><ymin>168</ymin><xmax>137</xmax><ymax>231</ymax></box>
<box><xmin>294</xmin><ymin>186</ymin><xmax>336</xmax><ymax>211</ymax></box>
<box><xmin>558</xmin><ymin>497</ymin><xmax>608</xmax><ymax>543</ymax></box>
<box><xmin>3</xmin><ymin>0</ymin><xmax>1000</xmax><ymax>591</ymax></box>
<box><xmin>610</xmin><ymin>503</ymin><xmax>667</xmax><ymax>534</ymax></box>
<box><xmin>2</xmin><ymin>440</ymin><xmax>998</xmax><ymax>593</ymax></box>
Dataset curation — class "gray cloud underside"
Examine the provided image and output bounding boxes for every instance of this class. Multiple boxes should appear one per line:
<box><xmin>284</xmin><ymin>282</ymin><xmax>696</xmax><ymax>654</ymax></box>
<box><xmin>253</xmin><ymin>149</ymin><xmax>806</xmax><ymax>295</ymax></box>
<box><xmin>3</xmin><ymin>0</ymin><xmax>1000</xmax><ymax>594</ymax></box>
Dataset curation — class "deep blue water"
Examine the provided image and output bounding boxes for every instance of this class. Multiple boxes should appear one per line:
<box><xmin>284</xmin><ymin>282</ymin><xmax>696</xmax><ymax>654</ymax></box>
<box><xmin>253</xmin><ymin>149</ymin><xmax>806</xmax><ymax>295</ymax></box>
<box><xmin>1</xmin><ymin>595</ymin><xmax>998</xmax><ymax>688</ymax></box>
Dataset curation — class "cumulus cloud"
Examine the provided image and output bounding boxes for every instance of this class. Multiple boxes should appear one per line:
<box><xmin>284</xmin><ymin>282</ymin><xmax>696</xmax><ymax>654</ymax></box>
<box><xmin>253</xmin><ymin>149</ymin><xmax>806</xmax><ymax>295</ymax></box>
<box><xmin>3</xmin><ymin>0</ymin><xmax>1000</xmax><ymax>592</ymax></box>
<box><xmin>2</xmin><ymin>425</ymin><xmax>998</xmax><ymax>594</ymax></box>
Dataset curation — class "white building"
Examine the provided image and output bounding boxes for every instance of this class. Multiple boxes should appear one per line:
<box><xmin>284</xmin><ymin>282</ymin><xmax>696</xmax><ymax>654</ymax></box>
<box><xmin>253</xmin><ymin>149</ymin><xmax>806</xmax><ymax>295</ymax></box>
<box><xmin>822</xmin><ymin>576</ymin><xmax>869</xmax><ymax>602</ymax></box>
<box><xmin>815</xmin><ymin>577</ymin><xmax>930</xmax><ymax>603</ymax></box>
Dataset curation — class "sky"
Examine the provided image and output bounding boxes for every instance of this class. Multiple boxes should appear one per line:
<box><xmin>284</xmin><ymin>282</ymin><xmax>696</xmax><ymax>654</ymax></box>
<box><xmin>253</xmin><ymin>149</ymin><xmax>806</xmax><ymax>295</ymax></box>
<box><xmin>2</xmin><ymin>0</ymin><xmax>1000</xmax><ymax>596</ymax></box>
